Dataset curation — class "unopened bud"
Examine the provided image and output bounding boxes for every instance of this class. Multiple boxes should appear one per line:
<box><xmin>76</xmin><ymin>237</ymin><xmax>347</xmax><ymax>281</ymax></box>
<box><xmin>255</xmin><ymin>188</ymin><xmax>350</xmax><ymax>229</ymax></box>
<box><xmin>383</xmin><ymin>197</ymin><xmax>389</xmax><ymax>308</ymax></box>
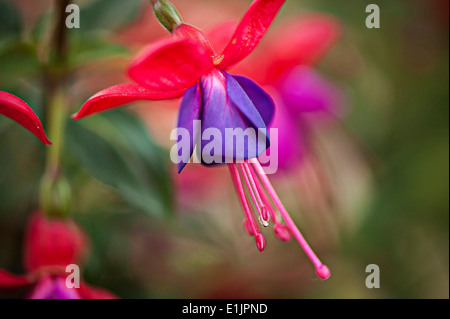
<box><xmin>40</xmin><ymin>175</ymin><xmax>71</xmax><ymax>218</ymax></box>
<box><xmin>151</xmin><ymin>0</ymin><xmax>183</xmax><ymax>33</ymax></box>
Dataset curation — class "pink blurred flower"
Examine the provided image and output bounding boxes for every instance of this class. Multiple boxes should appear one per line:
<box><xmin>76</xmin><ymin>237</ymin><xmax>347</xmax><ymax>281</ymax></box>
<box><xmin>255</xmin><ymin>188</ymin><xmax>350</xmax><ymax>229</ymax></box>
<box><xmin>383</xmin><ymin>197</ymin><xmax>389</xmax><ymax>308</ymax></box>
<box><xmin>272</xmin><ymin>66</ymin><xmax>346</xmax><ymax>168</ymax></box>
<box><xmin>0</xmin><ymin>212</ymin><xmax>116</xmax><ymax>299</ymax></box>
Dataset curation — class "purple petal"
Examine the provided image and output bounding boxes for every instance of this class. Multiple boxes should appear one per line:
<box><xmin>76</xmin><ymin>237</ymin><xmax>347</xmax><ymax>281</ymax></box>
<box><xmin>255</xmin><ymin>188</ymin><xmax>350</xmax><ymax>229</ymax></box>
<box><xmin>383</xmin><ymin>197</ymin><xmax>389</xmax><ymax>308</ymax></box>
<box><xmin>225</xmin><ymin>72</ymin><xmax>270</xmax><ymax>133</ymax></box>
<box><xmin>199</xmin><ymin>69</ymin><xmax>269</xmax><ymax>165</ymax></box>
<box><xmin>176</xmin><ymin>82</ymin><xmax>202</xmax><ymax>173</ymax></box>
<box><xmin>280</xmin><ymin>66</ymin><xmax>344</xmax><ymax>115</ymax></box>
<box><xmin>230</xmin><ymin>74</ymin><xmax>275</xmax><ymax>126</ymax></box>
<box><xmin>269</xmin><ymin>97</ymin><xmax>307</xmax><ymax>170</ymax></box>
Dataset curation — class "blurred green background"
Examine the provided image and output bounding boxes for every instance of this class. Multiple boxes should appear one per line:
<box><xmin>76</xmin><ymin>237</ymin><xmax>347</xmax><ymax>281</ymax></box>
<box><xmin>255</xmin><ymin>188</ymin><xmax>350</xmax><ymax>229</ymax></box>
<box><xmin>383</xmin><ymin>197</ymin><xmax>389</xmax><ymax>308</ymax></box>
<box><xmin>0</xmin><ymin>0</ymin><xmax>448</xmax><ymax>298</ymax></box>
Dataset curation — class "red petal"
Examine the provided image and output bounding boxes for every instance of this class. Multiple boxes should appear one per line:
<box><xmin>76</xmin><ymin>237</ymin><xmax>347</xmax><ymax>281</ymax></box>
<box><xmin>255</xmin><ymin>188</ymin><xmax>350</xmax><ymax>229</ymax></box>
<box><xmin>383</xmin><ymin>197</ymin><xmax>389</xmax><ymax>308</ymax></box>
<box><xmin>0</xmin><ymin>91</ymin><xmax>51</xmax><ymax>145</ymax></box>
<box><xmin>219</xmin><ymin>0</ymin><xmax>286</xmax><ymax>68</ymax></box>
<box><xmin>71</xmin><ymin>83</ymin><xmax>185</xmax><ymax>119</ymax></box>
<box><xmin>128</xmin><ymin>37</ymin><xmax>214</xmax><ymax>91</ymax></box>
<box><xmin>173</xmin><ymin>23</ymin><xmax>215</xmax><ymax>56</ymax></box>
<box><xmin>0</xmin><ymin>269</ymin><xmax>31</xmax><ymax>291</ymax></box>
<box><xmin>23</xmin><ymin>212</ymin><xmax>87</xmax><ymax>273</ymax></box>
<box><xmin>79</xmin><ymin>282</ymin><xmax>118</xmax><ymax>299</ymax></box>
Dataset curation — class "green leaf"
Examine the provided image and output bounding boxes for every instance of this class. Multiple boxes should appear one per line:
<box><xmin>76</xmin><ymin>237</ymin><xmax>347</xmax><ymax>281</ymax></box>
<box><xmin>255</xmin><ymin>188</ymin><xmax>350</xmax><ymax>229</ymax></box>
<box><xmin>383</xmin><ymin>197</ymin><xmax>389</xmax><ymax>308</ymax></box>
<box><xmin>65</xmin><ymin>109</ymin><xmax>174</xmax><ymax>218</ymax></box>
<box><xmin>68</xmin><ymin>35</ymin><xmax>129</xmax><ymax>69</ymax></box>
<box><xmin>0</xmin><ymin>41</ymin><xmax>40</xmax><ymax>82</ymax></box>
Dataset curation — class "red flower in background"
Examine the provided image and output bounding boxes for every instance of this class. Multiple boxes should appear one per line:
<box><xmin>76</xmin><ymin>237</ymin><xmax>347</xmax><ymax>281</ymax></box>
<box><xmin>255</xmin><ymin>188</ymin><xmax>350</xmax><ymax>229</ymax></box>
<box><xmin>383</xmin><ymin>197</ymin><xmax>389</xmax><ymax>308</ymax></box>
<box><xmin>0</xmin><ymin>91</ymin><xmax>51</xmax><ymax>145</ymax></box>
<box><xmin>0</xmin><ymin>212</ymin><xmax>116</xmax><ymax>299</ymax></box>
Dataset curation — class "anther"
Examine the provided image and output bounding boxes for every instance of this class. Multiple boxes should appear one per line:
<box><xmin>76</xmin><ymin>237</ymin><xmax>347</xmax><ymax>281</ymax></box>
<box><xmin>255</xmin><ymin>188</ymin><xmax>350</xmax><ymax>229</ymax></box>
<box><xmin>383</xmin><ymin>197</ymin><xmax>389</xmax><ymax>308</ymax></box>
<box><xmin>273</xmin><ymin>223</ymin><xmax>292</xmax><ymax>242</ymax></box>
<box><xmin>255</xmin><ymin>233</ymin><xmax>265</xmax><ymax>252</ymax></box>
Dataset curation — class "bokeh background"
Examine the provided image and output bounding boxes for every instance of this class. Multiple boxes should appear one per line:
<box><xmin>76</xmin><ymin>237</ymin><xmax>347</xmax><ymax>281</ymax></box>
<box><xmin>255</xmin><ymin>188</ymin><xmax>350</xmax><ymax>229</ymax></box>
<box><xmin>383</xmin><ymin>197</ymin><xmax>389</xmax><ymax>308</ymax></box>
<box><xmin>0</xmin><ymin>0</ymin><xmax>448</xmax><ymax>298</ymax></box>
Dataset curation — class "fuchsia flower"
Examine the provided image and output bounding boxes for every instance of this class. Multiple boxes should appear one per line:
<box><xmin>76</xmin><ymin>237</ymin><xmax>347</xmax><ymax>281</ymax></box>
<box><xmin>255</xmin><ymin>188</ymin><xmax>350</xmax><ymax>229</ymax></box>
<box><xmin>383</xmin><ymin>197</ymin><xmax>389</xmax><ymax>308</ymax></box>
<box><xmin>0</xmin><ymin>91</ymin><xmax>51</xmax><ymax>145</ymax></box>
<box><xmin>72</xmin><ymin>0</ymin><xmax>331</xmax><ymax>279</ymax></box>
<box><xmin>72</xmin><ymin>0</ymin><xmax>282</xmax><ymax>171</ymax></box>
<box><xmin>0</xmin><ymin>212</ymin><xmax>116</xmax><ymax>299</ymax></box>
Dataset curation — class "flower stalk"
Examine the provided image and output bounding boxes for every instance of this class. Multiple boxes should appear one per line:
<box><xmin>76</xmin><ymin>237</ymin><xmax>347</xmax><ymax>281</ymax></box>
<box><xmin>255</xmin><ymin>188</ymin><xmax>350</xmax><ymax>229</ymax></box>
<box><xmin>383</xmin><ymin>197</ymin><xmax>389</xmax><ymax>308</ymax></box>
<box><xmin>39</xmin><ymin>0</ymin><xmax>71</xmax><ymax>218</ymax></box>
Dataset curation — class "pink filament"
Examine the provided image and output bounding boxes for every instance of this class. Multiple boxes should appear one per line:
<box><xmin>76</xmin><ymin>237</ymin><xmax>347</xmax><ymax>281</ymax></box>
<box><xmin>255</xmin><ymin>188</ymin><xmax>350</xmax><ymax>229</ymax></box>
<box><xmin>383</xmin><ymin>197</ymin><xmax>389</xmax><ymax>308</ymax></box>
<box><xmin>243</xmin><ymin>162</ymin><xmax>269</xmax><ymax>221</ymax></box>
<box><xmin>228</xmin><ymin>164</ymin><xmax>263</xmax><ymax>250</ymax></box>
<box><xmin>250</xmin><ymin>159</ymin><xmax>330</xmax><ymax>280</ymax></box>
<box><xmin>239</xmin><ymin>162</ymin><xmax>267</xmax><ymax>225</ymax></box>
<box><xmin>247</xmin><ymin>163</ymin><xmax>292</xmax><ymax>241</ymax></box>
<box><xmin>243</xmin><ymin>219</ymin><xmax>254</xmax><ymax>236</ymax></box>
<box><xmin>247</xmin><ymin>162</ymin><xmax>281</xmax><ymax>224</ymax></box>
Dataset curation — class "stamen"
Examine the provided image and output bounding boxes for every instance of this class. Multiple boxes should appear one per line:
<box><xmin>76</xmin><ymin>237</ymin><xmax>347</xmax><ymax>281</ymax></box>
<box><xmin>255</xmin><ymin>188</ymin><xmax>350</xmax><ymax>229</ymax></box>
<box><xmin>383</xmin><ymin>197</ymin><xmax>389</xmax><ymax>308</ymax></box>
<box><xmin>258</xmin><ymin>216</ymin><xmax>269</xmax><ymax>227</ymax></box>
<box><xmin>228</xmin><ymin>164</ymin><xmax>263</xmax><ymax>251</ymax></box>
<box><xmin>250</xmin><ymin>159</ymin><xmax>331</xmax><ymax>280</ymax></box>
<box><xmin>247</xmin><ymin>164</ymin><xmax>281</xmax><ymax>224</ymax></box>
<box><xmin>243</xmin><ymin>218</ymin><xmax>253</xmax><ymax>236</ymax></box>
<box><xmin>239</xmin><ymin>162</ymin><xmax>268</xmax><ymax>227</ymax></box>
<box><xmin>255</xmin><ymin>233</ymin><xmax>265</xmax><ymax>252</ymax></box>
<box><xmin>247</xmin><ymin>163</ymin><xmax>292</xmax><ymax>241</ymax></box>
<box><xmin>273</xmin><ymin>223</ymin><xmax>292</xmax><ymax>242</ymax></box>
<box><xmin>243</xmin><ymin>161</ymin><xmax>269</xmax><ymax>221</ymax></box>
<box><xmin>260</xmin><ymin>206</ymin><xmax>270</xmax><ymax>222</ymax></box>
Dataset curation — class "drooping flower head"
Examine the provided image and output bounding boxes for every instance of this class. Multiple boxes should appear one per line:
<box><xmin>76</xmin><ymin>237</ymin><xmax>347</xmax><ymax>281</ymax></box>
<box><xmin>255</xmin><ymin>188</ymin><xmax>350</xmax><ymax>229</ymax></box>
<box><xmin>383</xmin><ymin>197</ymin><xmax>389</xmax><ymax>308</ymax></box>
<box><xmin>72</xmin><ymin>0</ymin><xmax>331</xmax><ymax>280</ymax></box>
<box><xmin>72</xmin><ymin>0</ymin><xmax>281</xmax><ymax>171</ymax></box>
<box><xmin>0</xmin><ymin>91</ymin><xmax>51</xmax><ymax>145</ymax></box>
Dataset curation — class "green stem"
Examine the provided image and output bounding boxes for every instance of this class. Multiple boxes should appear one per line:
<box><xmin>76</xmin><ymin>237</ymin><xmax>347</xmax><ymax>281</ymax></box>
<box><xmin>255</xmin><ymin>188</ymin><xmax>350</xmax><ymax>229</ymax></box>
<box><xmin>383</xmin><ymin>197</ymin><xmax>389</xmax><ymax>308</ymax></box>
<box><xmin>46</xmin><ymin>87</ymin><xmax>65</xmax><ymax>177</ymax></box>
<box><xmin>39</xmin><ymin>0</ymin><xmax>71</xmax><ymax>217</ymax></box>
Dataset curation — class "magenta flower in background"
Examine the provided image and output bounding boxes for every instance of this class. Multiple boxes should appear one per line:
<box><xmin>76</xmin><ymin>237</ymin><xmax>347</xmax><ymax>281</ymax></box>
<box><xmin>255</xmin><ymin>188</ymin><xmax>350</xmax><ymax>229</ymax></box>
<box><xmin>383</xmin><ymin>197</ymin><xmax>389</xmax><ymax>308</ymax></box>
<box><xmin>0</xmin><ymin>212</ymin><xmax>116</xmax><ymax>299</ymax></box>
<box><xmin>273</xmin><ymin>65</ymin><xmax>345</xmax><ymax>169</ymax></box>
<box><xmin>0</xmin><ymin>91</ymin><xmax>51</xmax><ymax>145</ymax></box>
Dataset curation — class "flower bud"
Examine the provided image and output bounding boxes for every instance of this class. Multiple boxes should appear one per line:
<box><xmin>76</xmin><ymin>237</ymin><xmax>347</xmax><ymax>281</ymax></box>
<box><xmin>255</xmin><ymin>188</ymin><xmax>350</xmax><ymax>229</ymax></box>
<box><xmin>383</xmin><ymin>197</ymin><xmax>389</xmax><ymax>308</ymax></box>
<box><xmin>40</xmin><ymin>175</ymin><xmax>71</xmax><ymax>218</ymax></box>
<box><xmin>151</xmin><ymin>0</ymin><xmax>183</xmax><ymax>33</ymax></box>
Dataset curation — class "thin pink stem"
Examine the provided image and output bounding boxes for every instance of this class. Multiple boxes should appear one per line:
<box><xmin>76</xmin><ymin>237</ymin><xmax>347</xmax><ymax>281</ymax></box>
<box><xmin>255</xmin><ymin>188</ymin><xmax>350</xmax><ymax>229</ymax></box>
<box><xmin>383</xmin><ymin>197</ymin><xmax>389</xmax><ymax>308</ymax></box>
<box><xmin>250</xmin><ymin>159</ymin><xmax>330</xmax><ymax>280</ymax></box>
